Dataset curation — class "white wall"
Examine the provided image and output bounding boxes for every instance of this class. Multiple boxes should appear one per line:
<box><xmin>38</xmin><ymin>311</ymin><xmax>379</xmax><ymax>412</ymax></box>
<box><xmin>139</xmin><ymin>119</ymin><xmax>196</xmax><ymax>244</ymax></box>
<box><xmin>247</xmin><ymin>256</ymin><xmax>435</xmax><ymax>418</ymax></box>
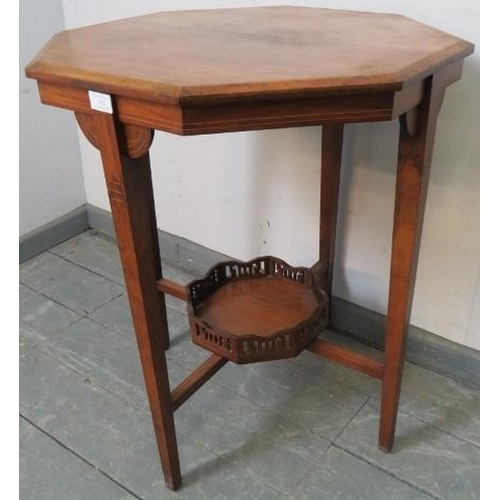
<box><xmin>62</xmin><ymin>0</ymin><xmax>479</xmax><ymax>350</ymax></box>
<box><xmin>20</xmin><ymin>0</ymin><xmax>86</xmax><ymax>236</ymax></box>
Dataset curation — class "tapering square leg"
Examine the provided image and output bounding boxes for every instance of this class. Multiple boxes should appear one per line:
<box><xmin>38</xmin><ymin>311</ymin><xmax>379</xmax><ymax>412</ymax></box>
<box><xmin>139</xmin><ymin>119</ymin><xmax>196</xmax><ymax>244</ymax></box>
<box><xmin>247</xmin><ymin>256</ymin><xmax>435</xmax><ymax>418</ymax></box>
<box><xmin>93</xmin><ymin>111</ymin><xmax>181</xmax><ymax>489</ymax></box>
<box><xmin>318</xmin><ymin>124</ymin><xmax>344</xmax><ymax>322</ymax></box>
<box><xmin>379</xmin><ymin>73</ymin><xmax>446</xmax><ymax>451</ymax></box>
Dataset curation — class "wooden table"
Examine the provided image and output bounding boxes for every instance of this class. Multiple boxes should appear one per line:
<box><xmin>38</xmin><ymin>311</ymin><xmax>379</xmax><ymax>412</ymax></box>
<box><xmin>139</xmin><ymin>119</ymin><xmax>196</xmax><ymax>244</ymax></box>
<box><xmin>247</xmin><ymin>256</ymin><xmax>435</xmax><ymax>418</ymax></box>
<box><xmin>26</xmin><ymin>7</ymin><xmax>474</xmax><ymax>491</ymax></box>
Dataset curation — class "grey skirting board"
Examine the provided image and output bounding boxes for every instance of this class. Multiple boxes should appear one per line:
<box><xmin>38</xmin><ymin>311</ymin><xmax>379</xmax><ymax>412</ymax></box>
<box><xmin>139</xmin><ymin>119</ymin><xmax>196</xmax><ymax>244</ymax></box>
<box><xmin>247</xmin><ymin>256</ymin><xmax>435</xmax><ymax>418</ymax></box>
<box><xmin>19</xmin><ymin>205</ymin><xmax>89</xmax><ymax>264</ymax></box>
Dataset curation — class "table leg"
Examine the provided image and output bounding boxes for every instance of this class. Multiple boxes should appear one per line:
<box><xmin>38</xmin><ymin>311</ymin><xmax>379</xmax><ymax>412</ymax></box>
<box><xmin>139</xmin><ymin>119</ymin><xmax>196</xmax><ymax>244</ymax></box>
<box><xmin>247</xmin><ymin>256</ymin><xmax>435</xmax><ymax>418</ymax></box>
<box><xmin>379</xmin><ymin>74</ymin><xmax>445</xmax><ymax>452</ymax></box>
<box><xmin>93</xmin><ymin>112</ymin><xmax>181</xmax><ymax>489</ymax></box>
<box><xmin>319</xmin><ymin>124</ymin><xmax>344</xmax><ymax>323</ymax></box>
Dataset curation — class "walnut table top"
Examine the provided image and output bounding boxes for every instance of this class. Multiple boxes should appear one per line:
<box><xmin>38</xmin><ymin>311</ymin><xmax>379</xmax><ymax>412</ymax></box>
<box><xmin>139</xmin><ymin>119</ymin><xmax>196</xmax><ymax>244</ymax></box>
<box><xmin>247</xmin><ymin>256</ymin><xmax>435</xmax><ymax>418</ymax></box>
<box><xmin>26</xmin><ymin>7</ymin><xmax>473</xmax><ymax>134</ymax></box>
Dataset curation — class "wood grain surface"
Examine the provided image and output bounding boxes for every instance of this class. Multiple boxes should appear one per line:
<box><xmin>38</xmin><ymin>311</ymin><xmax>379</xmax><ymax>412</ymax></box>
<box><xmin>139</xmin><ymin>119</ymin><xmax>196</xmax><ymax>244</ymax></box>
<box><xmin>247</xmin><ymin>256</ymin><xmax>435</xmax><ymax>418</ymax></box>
<box><xmin>26</xmin><ymin>7</ymin><xmax>473</xmax><ymax>105</ymax></box>
<box><xmin>197</xmin><ymin>276</ymin><xmax>321</xmax><ymax>338</ymax></box>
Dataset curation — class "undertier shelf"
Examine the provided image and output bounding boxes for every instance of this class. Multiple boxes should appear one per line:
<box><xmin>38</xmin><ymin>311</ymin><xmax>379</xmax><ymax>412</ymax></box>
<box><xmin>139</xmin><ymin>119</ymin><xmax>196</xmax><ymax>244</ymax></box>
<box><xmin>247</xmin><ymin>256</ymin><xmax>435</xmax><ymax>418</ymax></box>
<box><xmin>187</xmin><ymin>256</ymin><xmax>328</xmax><ymax>363</ymax></box>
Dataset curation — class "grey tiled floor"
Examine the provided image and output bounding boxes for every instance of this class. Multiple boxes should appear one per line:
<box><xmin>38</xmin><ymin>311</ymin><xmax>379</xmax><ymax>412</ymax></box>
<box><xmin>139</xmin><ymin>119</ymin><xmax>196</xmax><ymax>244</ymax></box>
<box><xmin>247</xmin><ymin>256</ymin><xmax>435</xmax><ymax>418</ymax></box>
<box><xmin>19</xmin><ymin>231</ymin><xmax>480</xmax><ymax>500</ymax></box>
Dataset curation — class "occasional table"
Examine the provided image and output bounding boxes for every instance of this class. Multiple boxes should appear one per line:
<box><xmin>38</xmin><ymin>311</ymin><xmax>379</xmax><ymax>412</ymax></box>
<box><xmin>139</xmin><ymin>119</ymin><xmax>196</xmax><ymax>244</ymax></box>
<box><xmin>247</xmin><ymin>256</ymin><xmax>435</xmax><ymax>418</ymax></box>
<box><xmin>26</xmin><ymin>7</ymin><xmax>474</xmax><ymax>491</ymax></box>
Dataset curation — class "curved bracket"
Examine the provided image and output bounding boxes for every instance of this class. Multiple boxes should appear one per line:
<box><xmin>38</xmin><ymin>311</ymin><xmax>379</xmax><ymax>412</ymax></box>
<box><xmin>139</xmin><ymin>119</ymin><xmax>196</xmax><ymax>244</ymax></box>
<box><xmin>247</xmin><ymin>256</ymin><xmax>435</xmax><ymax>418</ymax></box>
<box><xmin>399</xmin><ymin>84</ymin><xmax>445</xmax><ymax>139</ymax></box>
<box><xmin>75</xmin><ymin>112</ymin><xmax>154</xmax><ymax>158</ymax></box>
<box><xmin>399</xmin><ymin>107</ymin><xmax>419</xmax><ymax>138</ymax></box>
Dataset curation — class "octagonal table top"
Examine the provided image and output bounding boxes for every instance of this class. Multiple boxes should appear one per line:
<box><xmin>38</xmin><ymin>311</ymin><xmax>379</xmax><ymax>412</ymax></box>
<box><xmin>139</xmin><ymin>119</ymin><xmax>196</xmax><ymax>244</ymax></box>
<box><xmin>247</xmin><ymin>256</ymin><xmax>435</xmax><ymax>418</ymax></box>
<box><xmin>26</xmin><ymin>7</ymin><xmax>473</xmax><ymax>106</ymax></box>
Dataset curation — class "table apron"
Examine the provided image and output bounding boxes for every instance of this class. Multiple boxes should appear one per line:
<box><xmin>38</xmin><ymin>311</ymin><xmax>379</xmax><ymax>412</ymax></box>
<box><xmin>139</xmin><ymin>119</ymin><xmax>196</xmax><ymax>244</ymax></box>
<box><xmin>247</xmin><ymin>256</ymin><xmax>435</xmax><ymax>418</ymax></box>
<box><xmin>37</xmin><ymin>80</ymin><xmax>429</xmax><ymax>135</ymax></box>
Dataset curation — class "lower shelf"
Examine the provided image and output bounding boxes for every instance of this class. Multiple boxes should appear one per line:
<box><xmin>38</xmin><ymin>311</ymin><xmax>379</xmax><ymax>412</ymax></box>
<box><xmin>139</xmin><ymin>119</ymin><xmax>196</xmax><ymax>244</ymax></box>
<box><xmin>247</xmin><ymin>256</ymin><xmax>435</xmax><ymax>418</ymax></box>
<box><xmin>187</xmin><ymin>256</ymin><xmax>328</xmax><ymax>363</ymax></box>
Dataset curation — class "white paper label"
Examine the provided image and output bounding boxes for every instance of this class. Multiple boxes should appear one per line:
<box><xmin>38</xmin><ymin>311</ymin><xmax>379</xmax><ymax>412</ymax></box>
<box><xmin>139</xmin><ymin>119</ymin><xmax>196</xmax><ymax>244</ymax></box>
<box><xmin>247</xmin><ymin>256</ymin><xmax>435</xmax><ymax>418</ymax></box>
<box><xmin>88</xmin><ymin>91</ymin><xmax>113</xmax><ymax>114</ymax></box>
